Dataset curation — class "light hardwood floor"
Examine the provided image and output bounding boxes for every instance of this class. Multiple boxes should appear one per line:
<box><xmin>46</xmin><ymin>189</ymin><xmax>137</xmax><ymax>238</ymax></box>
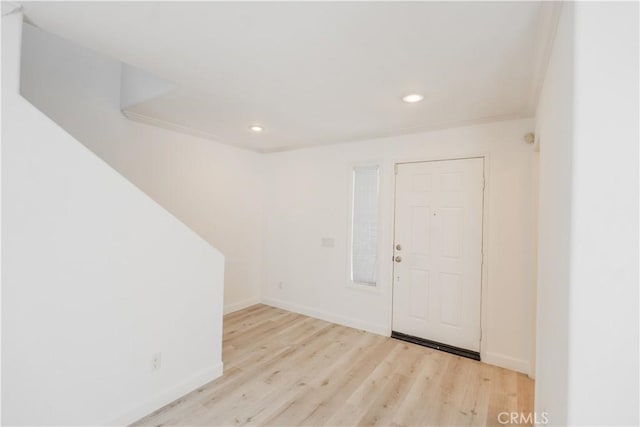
<box><xmin>134</xmin><ymin>304</ymin><xmax>533</xmax><ymax>427</ymax></box>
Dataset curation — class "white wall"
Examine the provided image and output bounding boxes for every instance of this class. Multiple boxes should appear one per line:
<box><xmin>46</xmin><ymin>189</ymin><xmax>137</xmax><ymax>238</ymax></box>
<box><xmin>19</xmin><ymin>23</ymin><xmax>264</xmax><ymax>314</ymax></box>
<box><xmin>2</xmin><ymin>13</ymin><xmax>224</xmax><ymax>426</ymax></box>
<box><xmin>568</xmin><ymin>2</ymin><xmax>638</xmax><ymax>425</ymax></box>
<box><xmin>262</xmin><ymin>118</ymin><xmax>536</xmax><ymax>374</ymax></box>
<box><xmin>535</xmin><ymin>2</ymin><xmax>639</xmax><ymax>425</ymax></box>
<box><xmin>533</xmin><ymin>2</ymin><xmax>573</xmax><ymax>423</ymax></box>
<box><xmin>529</xmin><ymin>151</ymin><xmax>539</xmax><ymax>379</ymax></box>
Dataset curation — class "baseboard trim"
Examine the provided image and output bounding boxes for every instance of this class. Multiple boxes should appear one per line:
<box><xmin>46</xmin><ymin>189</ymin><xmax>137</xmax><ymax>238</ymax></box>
<box><xmin>483</xmin><ymin>351</ymin><xmax>530</xmax><ymax>375</ymax></box>
<box><xmin>224</xmin><ymin>297</ymin><xmax>261</xmax><ymax>315</ymax></box>
<box><xmin>261</xmin><ymin>297</ymin><xmax>388</xmax><ymax>336</ymax></box>
<box><xmin>109</xmin><ymin>361</ymin><xmax>223</xmax><ymax>426</ymax></box>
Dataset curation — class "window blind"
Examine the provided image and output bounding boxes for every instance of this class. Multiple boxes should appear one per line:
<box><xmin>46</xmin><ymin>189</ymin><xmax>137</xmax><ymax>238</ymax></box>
<box><xmin>351</xmin><ymin>166</ymin><xmax>379</xmax><ymax>285</ymax></box>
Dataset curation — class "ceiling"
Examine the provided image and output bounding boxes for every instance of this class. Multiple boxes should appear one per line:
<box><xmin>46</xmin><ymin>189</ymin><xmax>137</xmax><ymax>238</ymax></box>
<box><xmin>20</xmin><ymin>2</ymin><xmax>557</xmax><ymax>153</ymax></box>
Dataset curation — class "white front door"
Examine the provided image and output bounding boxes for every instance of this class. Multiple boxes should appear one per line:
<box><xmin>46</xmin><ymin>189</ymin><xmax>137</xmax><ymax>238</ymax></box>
<box><xmin>392</xmin><ymin>158</ymin><xmax>484</xmax><ymax>352</ymax></box>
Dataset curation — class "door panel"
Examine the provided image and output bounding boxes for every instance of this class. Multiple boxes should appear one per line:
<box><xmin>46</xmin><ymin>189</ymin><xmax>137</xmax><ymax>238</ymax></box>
<box><xmin>409</xmin><ymin>269</ymin><xmax>429</xmax><ymax>319</ymax></box>
<box><xmin>392</xmin><ymin>158</ymin><xmax>484</xmax><ymax>352</ymax></box>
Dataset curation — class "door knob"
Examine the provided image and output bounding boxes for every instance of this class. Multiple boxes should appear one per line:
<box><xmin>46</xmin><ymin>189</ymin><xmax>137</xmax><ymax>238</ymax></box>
<box><xmin>395</xmin><ymin>244</ymin><xmax>402</xmax><ymax>250</ymax></box>
<box><xmin>395</xmin><ymin>256</ymin><xmax>402</xmax><ymax>262</ymax></box>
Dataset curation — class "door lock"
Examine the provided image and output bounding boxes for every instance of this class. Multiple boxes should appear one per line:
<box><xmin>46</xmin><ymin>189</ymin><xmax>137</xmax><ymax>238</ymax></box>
<box><xmin>395</xmin><ymin>244</ymin><xmax>402</xmax><ymax>250</ymax></box>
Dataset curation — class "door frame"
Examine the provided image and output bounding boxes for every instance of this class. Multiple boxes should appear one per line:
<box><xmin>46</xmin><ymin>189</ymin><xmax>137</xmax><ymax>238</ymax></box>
<box><xmin>388</xmin><ymin>153</ymin><xmax>489</xmax><ymax>360</ymax></box>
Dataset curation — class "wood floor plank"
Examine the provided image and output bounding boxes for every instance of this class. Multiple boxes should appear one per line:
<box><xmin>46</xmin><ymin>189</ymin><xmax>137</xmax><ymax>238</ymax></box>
<box><xmin>433</xmin><ymin>356</ymin><xmax>473</xmax><ymax>427</ymax></box>
<box><xmin>517</xmin><ymin>373</ymin><xmax>535</xmax><ymax>422</ymax></box>
<box><xmin>390</xmin><ymin>349</ymin><xmax>448</xmax><ymax>426</ymax></box>
<box><xmin>224</xmin><ymin>316</ymin><xmax>322</xmax><ymax>370</ymax></box>
<box><xmin>356</xmin><ymin>372</ymin><xmax>414</xmax><ymax>426</ymax></box>
<box><xmin>133</xmin><ymin>304</ymin><xmax>534</xmax><ymax>427</ymax></box>
<box><xmin>297</xmin><ymin>337</ymin><xmax>398</xmax><ymax>426</ymax></box>
<box><xmin>486</xmin><ymin>365</ymin><xmax>520</xmax><ymax>427</ymax></box>
<box><xmin>257</xmin><ymin>331</ymin><xmax>380</xmax><ymax>426</ymax></box>
<box><xmin>204</xmin><ymin>324</ymin><xmax>354</xmax><ymax>425</ymax></box>
<box><xmin>465</xmin><ymin>360</ymin><xmax>495</xmax><ymax>426</ymax></box>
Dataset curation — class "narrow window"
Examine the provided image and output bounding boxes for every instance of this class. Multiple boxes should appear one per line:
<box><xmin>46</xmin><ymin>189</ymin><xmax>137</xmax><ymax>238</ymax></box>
<box><xmin>351</xmin><ymin>166</ymin><xmax>380</xmax><ymax>286</ymax></box>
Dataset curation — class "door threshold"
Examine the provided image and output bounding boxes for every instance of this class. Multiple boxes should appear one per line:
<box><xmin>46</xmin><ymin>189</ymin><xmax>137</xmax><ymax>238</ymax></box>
<box><xmin>391</xmin><ymin>331</ymin><xmax>480</xmax><ymax>361</ymax></box>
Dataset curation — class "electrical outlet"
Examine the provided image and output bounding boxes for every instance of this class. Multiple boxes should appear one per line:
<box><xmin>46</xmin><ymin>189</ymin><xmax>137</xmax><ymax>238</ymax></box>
<box><xmin>151</xmin><ymin>352</ymin><xmax>162</xmax><ymax>371</ymax></box>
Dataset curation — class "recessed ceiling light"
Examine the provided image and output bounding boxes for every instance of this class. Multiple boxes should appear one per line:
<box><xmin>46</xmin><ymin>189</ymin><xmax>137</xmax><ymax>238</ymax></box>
<box><xmin>402</xmin><ymin>94</ymin><xmax>424</xmax><ymax>103</ymax></box>
<box><xmin>249</xmin><ymin>125</ymin><xmax>264</xmax><ymax>132</ymax></box>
